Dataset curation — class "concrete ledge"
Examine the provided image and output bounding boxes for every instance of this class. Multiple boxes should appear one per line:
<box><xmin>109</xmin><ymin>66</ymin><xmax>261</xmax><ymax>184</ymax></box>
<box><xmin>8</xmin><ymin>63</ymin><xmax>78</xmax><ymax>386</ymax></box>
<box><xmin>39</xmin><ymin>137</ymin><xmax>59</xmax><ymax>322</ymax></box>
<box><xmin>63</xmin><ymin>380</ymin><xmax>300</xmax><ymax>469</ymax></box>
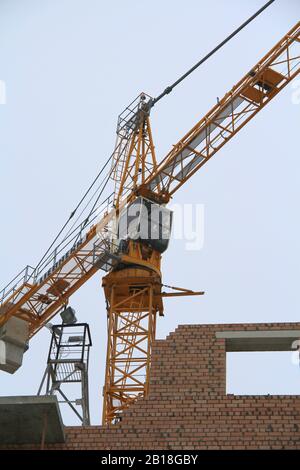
<box><xmin>216</xmin><ymin>330</ymin><xmax>300</xmax><ymax>352</ymax></box>
<box><xmin>0</xmin><ymin>395</ymin><xmax>65</xmax><ymax>444</ymax></box>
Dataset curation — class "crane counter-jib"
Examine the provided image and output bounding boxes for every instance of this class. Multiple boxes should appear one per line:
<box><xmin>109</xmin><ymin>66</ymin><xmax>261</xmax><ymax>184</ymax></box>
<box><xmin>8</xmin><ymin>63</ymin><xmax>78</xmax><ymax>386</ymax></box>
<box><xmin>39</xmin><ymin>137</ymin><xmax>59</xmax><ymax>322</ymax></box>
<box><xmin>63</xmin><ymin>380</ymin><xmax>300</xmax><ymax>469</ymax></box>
<box><xmin>0</xmin><ymin>202</ymin><xmax>120</xmax><ymax>334</ymax></box>
<box><xmin>0</xmin><ymin>189</ymin><xmax>154</xmax><ymax>336</ymax></box>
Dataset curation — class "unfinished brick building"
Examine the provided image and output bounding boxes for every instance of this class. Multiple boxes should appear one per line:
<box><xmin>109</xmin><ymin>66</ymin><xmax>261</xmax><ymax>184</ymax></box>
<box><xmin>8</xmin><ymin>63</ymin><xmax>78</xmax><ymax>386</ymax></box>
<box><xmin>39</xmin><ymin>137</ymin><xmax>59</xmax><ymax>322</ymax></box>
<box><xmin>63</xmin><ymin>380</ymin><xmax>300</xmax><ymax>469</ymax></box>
<box><xmin>1</xmin><ymin>321</ymin><xmax>300</xmax><ymax>450</ymax></box>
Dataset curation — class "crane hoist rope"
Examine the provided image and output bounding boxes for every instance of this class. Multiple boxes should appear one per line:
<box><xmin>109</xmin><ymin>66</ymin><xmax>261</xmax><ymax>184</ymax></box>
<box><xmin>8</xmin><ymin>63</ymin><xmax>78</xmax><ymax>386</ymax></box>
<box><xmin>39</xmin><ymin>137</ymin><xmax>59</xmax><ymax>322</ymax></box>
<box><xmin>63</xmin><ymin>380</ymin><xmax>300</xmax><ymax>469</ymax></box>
<box><xmin>152</xmin><ymin>0</ymin><xmax>276</xmax><ymax>106</ymax></box>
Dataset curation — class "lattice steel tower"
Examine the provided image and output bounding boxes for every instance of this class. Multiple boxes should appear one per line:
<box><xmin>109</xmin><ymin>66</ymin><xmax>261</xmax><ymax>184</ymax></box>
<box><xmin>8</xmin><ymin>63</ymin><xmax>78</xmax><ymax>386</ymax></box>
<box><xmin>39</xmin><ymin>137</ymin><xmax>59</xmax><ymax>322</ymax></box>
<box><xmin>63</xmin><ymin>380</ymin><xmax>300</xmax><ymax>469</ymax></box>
<box><xmin>38</xmin><ymin>322</ymin><xmax>92</xmax><ymax>425</ymax></box>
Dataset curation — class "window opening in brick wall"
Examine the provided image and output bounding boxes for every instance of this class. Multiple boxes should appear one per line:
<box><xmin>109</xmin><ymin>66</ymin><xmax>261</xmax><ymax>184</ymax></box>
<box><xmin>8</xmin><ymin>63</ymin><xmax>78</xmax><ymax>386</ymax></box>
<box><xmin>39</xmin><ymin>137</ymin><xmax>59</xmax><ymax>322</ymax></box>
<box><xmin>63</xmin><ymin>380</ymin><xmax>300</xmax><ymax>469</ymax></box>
<box><xmin>226</xmin><ymin>352</ymin><xmax>300</xmax><ymax>395</ymax></box>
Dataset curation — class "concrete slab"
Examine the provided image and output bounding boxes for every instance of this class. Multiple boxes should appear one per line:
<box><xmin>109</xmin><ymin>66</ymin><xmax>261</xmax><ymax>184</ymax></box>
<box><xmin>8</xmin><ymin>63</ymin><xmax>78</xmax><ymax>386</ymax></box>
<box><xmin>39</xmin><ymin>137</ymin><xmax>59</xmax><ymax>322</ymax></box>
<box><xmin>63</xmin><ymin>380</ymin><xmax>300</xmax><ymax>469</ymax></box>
<box><xmin>216</xmin><ymin>330</ymin><xmax>300</xmax><ymax>352</ymax></box>
<box><xmin>0</xmin><ymin>395</ymin><xmax>65</xmax><ymax>444</ymax></box>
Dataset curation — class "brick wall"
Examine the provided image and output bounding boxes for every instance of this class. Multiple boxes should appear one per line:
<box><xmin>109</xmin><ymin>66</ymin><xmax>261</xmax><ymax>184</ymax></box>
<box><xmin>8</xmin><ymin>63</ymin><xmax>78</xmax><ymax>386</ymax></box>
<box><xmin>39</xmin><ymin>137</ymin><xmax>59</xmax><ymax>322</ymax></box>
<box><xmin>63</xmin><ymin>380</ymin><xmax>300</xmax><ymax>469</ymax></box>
<box><xmin>2</xmin><ymin>322</ymin><xmax>300</xmax><ymax>450</ymax></box>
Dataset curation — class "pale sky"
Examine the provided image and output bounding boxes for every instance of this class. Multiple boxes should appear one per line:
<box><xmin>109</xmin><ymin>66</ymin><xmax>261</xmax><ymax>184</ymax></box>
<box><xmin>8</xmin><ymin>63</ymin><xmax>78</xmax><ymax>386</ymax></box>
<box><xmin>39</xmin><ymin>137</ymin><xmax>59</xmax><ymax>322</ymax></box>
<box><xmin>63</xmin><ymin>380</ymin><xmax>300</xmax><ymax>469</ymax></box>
<box><xmin>1</xmin><ymin>0</ymin><xmax>300</xmax><ymax>425</ymax></box>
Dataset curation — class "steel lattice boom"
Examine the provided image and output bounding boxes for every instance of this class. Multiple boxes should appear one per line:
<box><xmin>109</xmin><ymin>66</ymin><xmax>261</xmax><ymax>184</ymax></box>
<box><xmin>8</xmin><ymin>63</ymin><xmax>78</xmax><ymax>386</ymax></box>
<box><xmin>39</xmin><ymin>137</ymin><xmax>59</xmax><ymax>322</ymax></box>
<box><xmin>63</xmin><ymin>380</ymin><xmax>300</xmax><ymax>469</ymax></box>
<box><xmin>145</xmin><ymin>21</ymin><xmax>300</xmax><ymax>196</ymax></box>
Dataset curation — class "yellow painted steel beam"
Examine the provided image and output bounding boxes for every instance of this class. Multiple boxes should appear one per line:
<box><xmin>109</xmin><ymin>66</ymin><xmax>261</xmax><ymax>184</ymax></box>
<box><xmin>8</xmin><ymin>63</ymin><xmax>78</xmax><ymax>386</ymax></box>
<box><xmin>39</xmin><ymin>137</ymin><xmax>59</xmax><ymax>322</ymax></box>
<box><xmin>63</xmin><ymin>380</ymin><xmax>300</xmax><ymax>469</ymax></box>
<box><xmin>144</xmin><ymin>21</ymin><xmax>300</xmax><ymax>197</ymax></box>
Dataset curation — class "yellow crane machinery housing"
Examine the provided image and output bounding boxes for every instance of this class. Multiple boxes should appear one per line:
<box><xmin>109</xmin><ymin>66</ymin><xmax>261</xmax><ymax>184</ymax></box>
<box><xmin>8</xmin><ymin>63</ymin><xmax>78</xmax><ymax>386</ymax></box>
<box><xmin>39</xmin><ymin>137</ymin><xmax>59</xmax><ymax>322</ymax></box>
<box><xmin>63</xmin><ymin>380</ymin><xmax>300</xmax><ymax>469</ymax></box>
<box><xmin>0</xmin><ymin>13</ymin><xmax>300</xmax><ymax>424</ymax></box>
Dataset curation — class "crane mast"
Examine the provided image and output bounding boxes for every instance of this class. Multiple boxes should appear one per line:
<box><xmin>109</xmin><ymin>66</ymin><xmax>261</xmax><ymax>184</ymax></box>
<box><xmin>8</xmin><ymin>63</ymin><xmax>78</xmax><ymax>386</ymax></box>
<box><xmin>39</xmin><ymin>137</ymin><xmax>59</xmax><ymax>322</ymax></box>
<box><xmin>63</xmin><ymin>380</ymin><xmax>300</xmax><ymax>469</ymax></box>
<box><xmin>110</xmin><ymin>93</ymin><xmax>160</xmax><ymax>206</ymax></box>
<box><xmin>101</xmin><ymin>95</ymin><xmax>166</xmax><ymax>423</ymax></box>
<box><xmin>0</xmin><ymin>21</ymin><xmax>300</xmax><ymax>424</ymax></box>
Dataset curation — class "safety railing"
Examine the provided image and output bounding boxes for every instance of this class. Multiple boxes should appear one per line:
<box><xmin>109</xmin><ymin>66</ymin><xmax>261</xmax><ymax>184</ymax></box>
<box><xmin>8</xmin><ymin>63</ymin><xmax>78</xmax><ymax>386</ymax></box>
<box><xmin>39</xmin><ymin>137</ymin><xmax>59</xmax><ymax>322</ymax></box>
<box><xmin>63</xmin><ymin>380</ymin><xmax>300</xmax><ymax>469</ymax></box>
<box><xmin>0</xmin><ymin>193</ymin><xmax>115</xmax><ymax>308</ymax></box>
<box><xmin>0</xmin><ymin>265</ymin><xmax>35</xmax><ymax>307</ymax></box>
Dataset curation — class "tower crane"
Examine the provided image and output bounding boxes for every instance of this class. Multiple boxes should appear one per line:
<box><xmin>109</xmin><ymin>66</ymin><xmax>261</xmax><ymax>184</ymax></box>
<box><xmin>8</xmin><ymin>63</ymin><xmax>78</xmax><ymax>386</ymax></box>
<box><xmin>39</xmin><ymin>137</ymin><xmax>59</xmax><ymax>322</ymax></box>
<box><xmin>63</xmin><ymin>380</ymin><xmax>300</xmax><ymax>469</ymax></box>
<box><xmin>0</xmin><ymin>8</ymin><xmax>299</xmax><ymax>424</ymax></box>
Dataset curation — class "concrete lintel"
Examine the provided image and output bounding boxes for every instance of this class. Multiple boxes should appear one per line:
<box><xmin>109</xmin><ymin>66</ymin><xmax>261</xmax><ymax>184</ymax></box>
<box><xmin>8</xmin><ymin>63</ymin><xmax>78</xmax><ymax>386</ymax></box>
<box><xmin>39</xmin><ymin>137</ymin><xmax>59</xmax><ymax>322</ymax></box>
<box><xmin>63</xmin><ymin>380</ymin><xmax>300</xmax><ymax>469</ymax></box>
<box><xmin>0</xmin><ymin>395</ymin><xmax>65</xmax><ymax>444</ymax></box>
<box><xmin>216</xmin><ymin>330</ymin><xmax>300</xmax><ymax>352</ymax></box>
